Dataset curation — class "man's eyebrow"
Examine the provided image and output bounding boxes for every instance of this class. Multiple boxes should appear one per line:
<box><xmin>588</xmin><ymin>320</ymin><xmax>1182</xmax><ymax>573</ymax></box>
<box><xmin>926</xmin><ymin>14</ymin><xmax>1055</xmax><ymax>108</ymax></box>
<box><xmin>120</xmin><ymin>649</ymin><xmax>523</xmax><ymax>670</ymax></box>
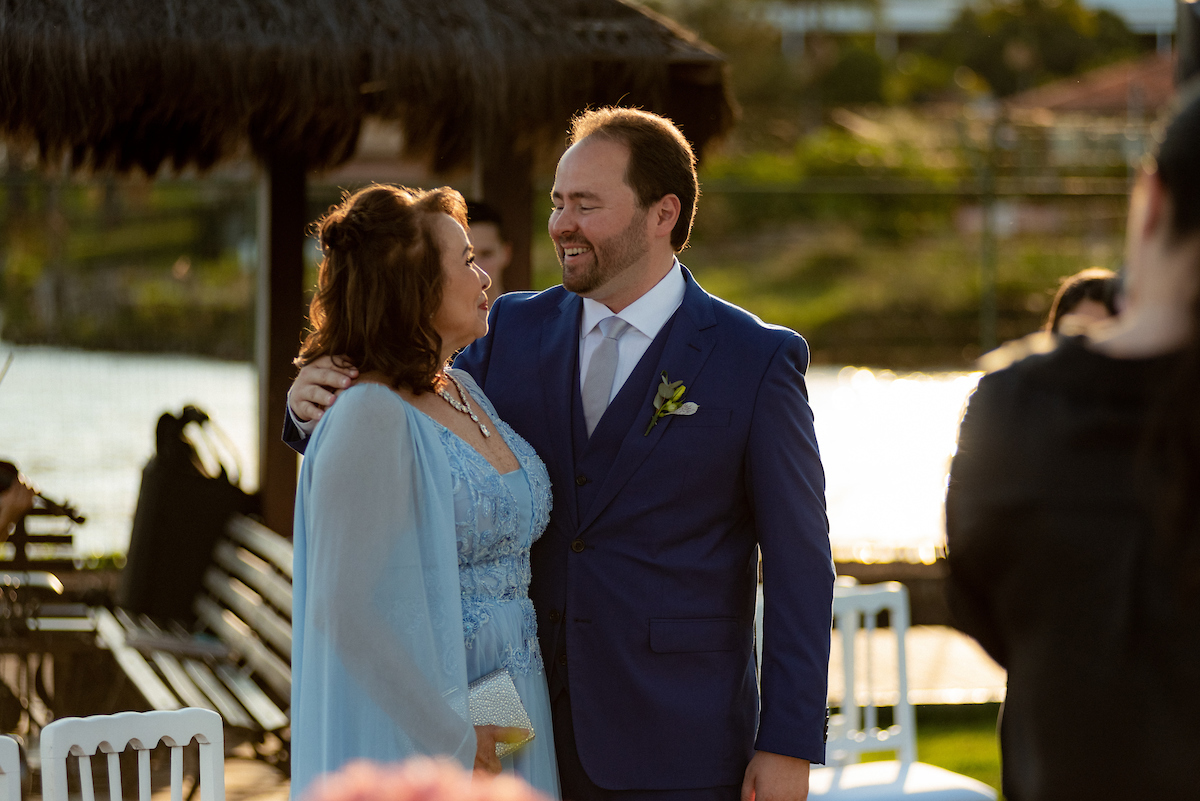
<box><xmin>550</xmin><ymin>190</ymin><xmax>602</xmax><ymax>201</ymax></box>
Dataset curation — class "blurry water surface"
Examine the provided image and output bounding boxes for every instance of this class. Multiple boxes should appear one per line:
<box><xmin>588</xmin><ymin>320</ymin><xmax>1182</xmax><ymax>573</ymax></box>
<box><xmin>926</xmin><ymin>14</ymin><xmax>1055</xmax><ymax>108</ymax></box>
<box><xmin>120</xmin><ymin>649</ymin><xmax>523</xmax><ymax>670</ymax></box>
<box><xmin>808</xmin><ymin>365</ymin><xmax>982</xmax><ymax>563</ymax></box>
<box><xmin>0</xmin><ymin>344</ymin><xmax>259</xmax><ymax>557</ymax></box>
<box><xmin>0</xmin><ymin>344</ymin><xmax>979</xmax><ymax>561</ymax></box>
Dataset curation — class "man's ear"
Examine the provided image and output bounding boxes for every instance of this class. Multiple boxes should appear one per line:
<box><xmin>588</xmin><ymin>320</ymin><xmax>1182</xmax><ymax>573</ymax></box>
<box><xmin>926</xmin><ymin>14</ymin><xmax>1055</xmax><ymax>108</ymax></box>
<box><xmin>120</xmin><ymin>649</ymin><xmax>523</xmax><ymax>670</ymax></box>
<box><xmin>651</xmin><ymin>194</ymin><xmax>681</xmax><ymax>241</ymax></box>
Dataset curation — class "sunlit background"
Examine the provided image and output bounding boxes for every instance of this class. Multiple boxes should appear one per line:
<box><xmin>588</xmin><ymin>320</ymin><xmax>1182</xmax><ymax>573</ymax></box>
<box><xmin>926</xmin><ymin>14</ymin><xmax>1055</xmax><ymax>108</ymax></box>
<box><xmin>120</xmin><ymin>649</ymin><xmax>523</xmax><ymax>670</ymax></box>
<box><xmin>0</xmin><ymin>0</ymin><xmax>1178</xmax><ymax>562</ymax></box>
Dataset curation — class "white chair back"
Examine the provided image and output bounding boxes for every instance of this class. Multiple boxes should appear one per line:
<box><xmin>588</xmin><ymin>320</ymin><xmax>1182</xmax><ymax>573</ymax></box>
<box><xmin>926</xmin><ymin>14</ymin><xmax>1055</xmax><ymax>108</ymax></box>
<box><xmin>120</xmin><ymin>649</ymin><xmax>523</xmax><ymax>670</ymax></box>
<box><xmin>39</xmin><ymin>708</ymin><xmax>224</xmax><ymax>801</ymax></box>
<box><xmin>757</xmin><ymin>577</ymin><xmax>996</xmax><ymax>798</ymax></box>
<box><xmin>828</xmin><ymin>580</ymin><xmax>917</xmax><ymax>766</ymax></box>
<box><xmin>0</xmin><ymin>735</ymin><xmax>21</xmax><ymax>801</ymax></box>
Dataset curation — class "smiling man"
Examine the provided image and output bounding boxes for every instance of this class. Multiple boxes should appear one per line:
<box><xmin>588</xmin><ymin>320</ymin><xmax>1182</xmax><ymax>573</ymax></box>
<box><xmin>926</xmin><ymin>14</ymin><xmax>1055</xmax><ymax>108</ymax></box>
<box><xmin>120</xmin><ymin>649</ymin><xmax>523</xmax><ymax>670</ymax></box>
<box><xmin>285</xmin><ymin>108</ymin><xmax>832</xmax><ymax>801</ymax></box>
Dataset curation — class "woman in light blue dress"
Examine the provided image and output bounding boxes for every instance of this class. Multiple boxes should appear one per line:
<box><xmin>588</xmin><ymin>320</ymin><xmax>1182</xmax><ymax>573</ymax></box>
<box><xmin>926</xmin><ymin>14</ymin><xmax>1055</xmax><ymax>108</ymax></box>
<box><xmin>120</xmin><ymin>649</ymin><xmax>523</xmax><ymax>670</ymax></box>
<box><xmin>289</xmin><ymin>184</ymin><xmax>559</xmax><ymax>800</ymax></box>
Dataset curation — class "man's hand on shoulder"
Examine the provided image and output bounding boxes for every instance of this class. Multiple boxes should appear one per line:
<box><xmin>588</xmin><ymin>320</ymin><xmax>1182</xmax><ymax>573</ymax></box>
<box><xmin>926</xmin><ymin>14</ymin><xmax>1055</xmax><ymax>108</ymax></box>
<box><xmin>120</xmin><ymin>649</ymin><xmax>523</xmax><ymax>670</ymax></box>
<box><xmin>290</xmin><ymin>355</ymin><xmax>359</xmax><ymax>424</ymax></box>
<box><xmin>741</xmin><ymin>751</ymin><xmax>810</xmax><ymax>801</ymax></box>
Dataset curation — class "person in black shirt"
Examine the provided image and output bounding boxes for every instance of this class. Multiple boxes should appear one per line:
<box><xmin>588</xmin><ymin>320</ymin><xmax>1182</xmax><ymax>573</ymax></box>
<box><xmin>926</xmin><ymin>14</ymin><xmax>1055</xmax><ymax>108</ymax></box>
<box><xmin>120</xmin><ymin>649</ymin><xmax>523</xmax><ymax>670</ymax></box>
<box><xmin>946</xmin><ymin>82</ymin><xmax>1200</xmax><ymax>801</ymax></box>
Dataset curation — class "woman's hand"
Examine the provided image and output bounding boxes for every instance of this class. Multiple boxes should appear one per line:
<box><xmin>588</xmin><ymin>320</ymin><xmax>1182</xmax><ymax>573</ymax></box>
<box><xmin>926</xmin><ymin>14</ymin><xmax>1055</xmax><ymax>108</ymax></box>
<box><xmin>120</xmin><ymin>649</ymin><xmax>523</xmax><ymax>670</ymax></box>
<box><xmin>289</xmin><ymin>355</ymin><xmax>359</xmax><ymax>423</ymax></box>
<box><xmin>472</xmin><ymin>725</ymin><xmax>530</xmax><ymax>774</ymax></box>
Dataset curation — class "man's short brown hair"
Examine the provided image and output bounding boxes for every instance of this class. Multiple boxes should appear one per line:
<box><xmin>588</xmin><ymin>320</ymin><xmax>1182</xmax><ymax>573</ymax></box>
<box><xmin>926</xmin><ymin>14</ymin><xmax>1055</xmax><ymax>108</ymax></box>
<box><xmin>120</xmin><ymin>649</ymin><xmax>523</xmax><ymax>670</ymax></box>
<box><xmin>569</xmin><ymin>108</ymin><xmax>699</xmax><ymax>251</ymax></box>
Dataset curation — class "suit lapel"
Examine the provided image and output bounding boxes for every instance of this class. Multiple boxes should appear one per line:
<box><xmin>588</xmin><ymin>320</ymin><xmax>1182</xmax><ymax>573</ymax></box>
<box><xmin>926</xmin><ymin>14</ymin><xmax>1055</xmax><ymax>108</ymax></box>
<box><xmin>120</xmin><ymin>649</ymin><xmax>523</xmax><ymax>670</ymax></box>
<box><xmin>541</xmin><ymin>292</ymin><xmax>583</xmax><ymax>532</ymax></box>
<box><xmin>578</xmin><ymin>271</ymin><xmax>718</xmax><ymax>534</ymax></box>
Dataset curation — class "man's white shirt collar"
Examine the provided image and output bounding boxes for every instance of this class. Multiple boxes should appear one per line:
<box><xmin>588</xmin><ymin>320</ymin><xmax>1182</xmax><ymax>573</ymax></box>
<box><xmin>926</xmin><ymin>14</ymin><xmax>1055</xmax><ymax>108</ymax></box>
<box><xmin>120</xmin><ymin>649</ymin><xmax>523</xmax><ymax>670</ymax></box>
<box><xmin>579</xmin><ymin>259</ymin><xmax>685</xmax><ymax>341</ymax></box>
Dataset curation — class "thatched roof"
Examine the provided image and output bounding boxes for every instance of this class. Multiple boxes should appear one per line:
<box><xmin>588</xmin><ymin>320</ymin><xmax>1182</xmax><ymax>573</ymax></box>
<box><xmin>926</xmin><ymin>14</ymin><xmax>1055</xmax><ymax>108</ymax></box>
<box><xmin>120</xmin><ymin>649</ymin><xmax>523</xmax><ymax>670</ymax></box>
<box><xmin>0</xmin><ymin>0</ymin><xmax>735</xmax><ymax>175</ymax></box>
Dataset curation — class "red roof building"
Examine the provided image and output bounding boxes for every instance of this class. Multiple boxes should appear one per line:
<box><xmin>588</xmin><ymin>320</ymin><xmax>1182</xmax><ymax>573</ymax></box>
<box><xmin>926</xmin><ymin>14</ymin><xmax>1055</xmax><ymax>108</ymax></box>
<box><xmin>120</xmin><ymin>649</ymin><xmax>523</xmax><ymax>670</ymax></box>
<box><xmin>1005</xmin><ymin>53</ymin><xmax>1175</xmax><ymax>117</ymax></box>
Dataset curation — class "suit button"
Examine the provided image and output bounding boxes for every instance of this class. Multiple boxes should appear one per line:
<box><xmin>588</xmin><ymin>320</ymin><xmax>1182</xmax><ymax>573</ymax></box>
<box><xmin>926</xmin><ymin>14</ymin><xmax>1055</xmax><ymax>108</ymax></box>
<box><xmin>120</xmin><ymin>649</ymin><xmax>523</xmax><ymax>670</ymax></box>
<box><xmin>558</xmin><ymin>653</ymin><xmax>568</xmax><ymax>667</ymax></box>
<box><xmin>570</xmin><ymin>539</ymin><xmax>585</xmax><ymax>553</ymax></box>
<box><xmin>575</xmin><ymin>474</ymin><xmax>588</xmax><ymax>486</ymax></box>
<box><xmin>548</xmin><ymin>609</ymin><xmax>560</xmax><ymax>623</ymax></box>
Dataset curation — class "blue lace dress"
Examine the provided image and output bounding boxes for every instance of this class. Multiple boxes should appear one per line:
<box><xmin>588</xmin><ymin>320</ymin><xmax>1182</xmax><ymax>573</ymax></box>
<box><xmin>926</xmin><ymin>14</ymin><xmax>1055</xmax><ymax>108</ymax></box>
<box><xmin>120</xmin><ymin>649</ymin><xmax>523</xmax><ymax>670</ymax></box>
<box><xmin>291</xmin><ymin>372</ymin><xmax>558</xmax><ymax>799</ymax></box>
<box><xmin>445</xmin><ymin>373</ymin><xmax>559</xmax><ymax>796</ymax></box>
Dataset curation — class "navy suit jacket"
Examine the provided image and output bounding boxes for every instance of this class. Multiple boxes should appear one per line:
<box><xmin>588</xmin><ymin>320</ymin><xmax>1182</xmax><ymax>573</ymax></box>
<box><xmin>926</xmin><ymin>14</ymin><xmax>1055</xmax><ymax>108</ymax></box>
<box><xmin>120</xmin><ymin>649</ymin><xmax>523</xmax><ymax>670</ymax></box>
<box><xmin>454</xmin><ymin>268</ymin><xmax>832</xmax><ymax>789</ymax></box>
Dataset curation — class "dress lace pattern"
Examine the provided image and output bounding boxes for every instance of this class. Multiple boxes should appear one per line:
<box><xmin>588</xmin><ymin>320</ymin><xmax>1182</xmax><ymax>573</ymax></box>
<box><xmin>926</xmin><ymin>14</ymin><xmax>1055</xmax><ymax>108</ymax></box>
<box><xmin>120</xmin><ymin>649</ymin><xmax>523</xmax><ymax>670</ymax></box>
<box><xmin>438</xmin><ymin>371</ymin><xmax>552</xmax><ymax>677</ymax></box>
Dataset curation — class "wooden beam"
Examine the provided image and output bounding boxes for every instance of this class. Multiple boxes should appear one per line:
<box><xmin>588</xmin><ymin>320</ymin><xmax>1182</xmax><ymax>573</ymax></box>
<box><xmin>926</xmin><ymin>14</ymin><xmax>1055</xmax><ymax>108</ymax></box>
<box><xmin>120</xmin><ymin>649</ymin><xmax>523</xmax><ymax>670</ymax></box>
<box><xmin>256</xmin><ymin>155</ymin><xmax>306</xmax><ymax>538</ymax></box>
<box><xmin>480</xmin><ymin>144</ymin><xmax>534</xmax><ymax>291</ymax></box>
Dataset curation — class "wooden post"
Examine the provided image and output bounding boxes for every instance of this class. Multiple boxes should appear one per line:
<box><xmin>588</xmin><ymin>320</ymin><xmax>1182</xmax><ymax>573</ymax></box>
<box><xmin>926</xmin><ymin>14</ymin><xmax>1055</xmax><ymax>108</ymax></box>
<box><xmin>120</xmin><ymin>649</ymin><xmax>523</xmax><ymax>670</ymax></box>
<box><xmin>979</xmin><ymin>118</ymin><xmax>999</xmax><ymax>354</ymax></box>
<box><xmin>1178</xmin><ymin>0</ymin><xmax>1200</xmax><ymax>85</ymax></box>
<box><xmin>480</xmin><ymin>143</ymin><xmax>534</xmax><ymax>291</ymax></box>
<box><xmin>256</xmin><ymin>154</ymin><xmax>307</xmax><ymax>538</ymax></box>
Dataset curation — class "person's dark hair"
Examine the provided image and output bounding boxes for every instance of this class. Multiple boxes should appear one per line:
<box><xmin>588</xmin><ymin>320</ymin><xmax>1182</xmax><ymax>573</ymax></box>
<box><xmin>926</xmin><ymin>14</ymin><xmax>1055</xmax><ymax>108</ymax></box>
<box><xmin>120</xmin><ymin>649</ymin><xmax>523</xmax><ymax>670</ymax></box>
<box><xmin>568</xmin><ymin>107</ymin><xmax>699</xmax><ymax>252</ymax></box>
<box><xmin>1045</xmin><ymin>268</ymin><xmax>1119</xmax><ymax>333</ymax></box>
<box><xmin>466</xmin><ymin>201</ymin><xmax>509</xmax><ymax>243</ymax></box>
<box><xmin>298</xmin><ymin>183</ymin><xmax>467</xmax><ymax>394</ymax></box>
<box><xmin>1155</xmin><ymin>81</ymin><xmax>1200</xmax><ymax>243</ymax></box>
<box><xmin>1140</xmin><ymin>80</ymin><xmax>1200</xmax><ymax>597</ymax></box>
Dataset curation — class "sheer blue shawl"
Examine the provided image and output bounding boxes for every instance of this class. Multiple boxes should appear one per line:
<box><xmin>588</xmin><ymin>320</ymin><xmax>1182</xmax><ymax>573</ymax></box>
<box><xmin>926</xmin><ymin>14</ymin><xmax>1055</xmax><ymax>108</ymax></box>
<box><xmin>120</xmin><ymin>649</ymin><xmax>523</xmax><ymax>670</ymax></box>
<box><xmin>290</xmin><ymin>381</ymin><xmax>475</xmax><ymax>798</ymax></box>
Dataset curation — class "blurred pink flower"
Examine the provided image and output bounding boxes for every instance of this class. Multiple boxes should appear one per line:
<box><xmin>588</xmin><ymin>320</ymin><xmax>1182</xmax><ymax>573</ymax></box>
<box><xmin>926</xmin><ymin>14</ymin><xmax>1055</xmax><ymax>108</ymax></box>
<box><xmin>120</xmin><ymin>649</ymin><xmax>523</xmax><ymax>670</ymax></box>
<box><xmin>301</xmin><ymin>758</ymin><xmax>552</xmax><ymax>801</ymax></box>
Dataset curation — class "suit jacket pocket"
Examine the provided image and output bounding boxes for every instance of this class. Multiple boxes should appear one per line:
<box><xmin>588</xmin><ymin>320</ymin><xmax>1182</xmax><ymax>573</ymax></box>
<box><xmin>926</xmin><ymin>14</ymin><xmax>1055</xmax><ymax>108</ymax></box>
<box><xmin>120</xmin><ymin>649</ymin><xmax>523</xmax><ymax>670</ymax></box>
<box><xmin>649</xmin><ymin>617</ymin><xmax>741</xmax><ymax>653</ymax></box>
<box><xmin>669</xmin><ymin>407</ymin><xmax>731</xmax><ymax>428</ymax></box>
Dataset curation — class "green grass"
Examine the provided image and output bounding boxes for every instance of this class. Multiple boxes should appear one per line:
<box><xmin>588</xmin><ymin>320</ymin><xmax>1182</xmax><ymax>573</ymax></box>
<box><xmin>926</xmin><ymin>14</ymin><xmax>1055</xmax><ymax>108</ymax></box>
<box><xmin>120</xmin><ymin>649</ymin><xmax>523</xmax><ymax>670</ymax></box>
<box><xmin>916</xmin><ymin>704</ymin><xmax>1003</xmax><ymax>795</ymax></box>
<box><xmin>858</xmin><ymin>704</ymin><xmax>1003</xmax><ymax>795</ymax></box>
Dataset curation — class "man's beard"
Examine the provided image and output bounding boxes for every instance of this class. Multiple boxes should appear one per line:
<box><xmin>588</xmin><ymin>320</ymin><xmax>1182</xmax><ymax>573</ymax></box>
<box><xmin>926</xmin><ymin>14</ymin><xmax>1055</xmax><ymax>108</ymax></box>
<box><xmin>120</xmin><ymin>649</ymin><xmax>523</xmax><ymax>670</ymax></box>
<box><xmin>560</xmin><ymin>208</ymin><xmax>650</xmax><ymax>295</ymax></box>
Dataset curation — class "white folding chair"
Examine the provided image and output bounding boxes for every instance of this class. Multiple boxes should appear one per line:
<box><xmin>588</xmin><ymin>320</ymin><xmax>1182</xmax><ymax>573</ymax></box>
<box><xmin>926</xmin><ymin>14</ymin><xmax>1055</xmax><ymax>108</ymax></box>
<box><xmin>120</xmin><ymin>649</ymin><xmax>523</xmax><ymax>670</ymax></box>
<box><xmin>40</xmin><ymin>708</ymin><xmax>225</xmax><ymax>801</ymax></box>
<box><xmin>0</xmin><ymin>735</ymin><xmax>22</xmax><ymax>801</ymax></box>
<box><xmin>809</xmin><ymin>581</ymin><xmax>995</xmax><ymax>799</ymax></box>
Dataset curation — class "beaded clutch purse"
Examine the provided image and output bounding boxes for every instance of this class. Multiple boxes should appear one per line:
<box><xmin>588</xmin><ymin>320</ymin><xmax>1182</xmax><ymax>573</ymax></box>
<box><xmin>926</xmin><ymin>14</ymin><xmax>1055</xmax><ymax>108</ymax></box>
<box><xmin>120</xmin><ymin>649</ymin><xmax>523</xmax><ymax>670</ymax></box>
<box><xmin>468</xmin><ymin>668</ymin><xmax>535</xmax><ymax>758</ymax></box>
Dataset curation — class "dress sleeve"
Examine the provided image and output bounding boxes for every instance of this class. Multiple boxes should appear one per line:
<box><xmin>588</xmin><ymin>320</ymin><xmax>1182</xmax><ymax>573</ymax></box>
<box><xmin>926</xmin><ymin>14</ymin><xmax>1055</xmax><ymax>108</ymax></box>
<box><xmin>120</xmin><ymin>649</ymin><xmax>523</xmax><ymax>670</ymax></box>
<box><xmin>298</xmin><ymin>384</ymin><xmax>476</xmax><ymax>763</ymax></box>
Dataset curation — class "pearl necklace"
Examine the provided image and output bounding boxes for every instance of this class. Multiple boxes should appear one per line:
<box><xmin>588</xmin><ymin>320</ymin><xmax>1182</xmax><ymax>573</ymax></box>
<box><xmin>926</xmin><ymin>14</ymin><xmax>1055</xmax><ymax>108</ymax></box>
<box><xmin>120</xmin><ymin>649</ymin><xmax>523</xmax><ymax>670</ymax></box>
<box><xmin>437</xmin><ymin>372</ymin><xmax>491</xmax><ymax>438</ymax></box>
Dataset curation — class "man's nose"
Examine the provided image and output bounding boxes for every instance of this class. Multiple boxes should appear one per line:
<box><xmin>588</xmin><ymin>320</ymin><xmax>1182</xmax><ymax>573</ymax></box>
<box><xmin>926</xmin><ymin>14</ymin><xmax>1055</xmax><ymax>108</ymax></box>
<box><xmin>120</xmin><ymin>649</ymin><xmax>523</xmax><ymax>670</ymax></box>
<box><xmin>550</xmin><ymin>208</ymin><xmax>576</xmax><ymax>236</ymax></box>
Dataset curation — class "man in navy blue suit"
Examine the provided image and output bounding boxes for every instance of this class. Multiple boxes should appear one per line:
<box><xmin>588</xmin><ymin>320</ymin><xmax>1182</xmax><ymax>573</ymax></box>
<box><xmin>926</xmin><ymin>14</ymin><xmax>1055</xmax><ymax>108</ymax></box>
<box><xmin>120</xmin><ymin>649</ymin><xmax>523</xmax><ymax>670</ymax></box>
<box><xmin>286</xmin><ymin>108</ymin><xmax>832</xmax><ymax>800</ymax></box>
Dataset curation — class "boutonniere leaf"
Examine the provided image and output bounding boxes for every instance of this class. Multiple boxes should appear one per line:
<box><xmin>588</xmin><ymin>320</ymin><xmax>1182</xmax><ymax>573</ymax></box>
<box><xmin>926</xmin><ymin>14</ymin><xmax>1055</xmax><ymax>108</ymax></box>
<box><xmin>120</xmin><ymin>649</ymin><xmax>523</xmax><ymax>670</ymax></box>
<box><xmin>644</xmin><ymin>371</ymin><xmax>698</xmax><ymax>435</ymax></box>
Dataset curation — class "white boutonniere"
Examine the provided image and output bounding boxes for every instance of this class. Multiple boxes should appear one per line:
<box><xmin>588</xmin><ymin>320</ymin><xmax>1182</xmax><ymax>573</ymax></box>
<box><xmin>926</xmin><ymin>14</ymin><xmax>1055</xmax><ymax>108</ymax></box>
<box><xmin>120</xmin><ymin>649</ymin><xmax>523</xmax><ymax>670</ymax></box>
<box><xmin>644</xmin><ymin>371</ymin><xmax>699</xmax><ymax>435</ymax></box>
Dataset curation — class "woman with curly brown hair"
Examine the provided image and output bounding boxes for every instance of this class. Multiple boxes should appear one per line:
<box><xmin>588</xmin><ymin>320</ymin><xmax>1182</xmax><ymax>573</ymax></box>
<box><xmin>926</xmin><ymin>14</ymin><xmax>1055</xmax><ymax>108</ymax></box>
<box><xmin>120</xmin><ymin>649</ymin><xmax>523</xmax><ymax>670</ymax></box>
<box><xmin>290</xmin><ymin>184</ymin><xmax>558</xmax><ymax>799</ymax></box>
<box><xmin>946</xmin><ymin>84</ymin><xmax>1200</xmax><ymax>800</ymax></box>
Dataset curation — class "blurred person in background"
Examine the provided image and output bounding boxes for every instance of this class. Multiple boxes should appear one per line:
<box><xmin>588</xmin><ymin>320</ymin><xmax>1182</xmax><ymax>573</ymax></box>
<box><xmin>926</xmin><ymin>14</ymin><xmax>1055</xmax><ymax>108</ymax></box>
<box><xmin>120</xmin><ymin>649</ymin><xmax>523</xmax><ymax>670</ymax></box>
<box><xmin>946</xmin><ymin>84</ymin><xmax>1200</xmax><ymax>800</ymax></box>
<box><xmin>467</xmin><ymin>202</ymin><xmax>513</xmax><ymax>302</ymax></box>
<box><xmin>0</xmin><ymin>461</ymin><xmax>35</xmax><ymax>542</ymax></box>
<box><xmin>1044</xmin><ymin>267</ymin><xmax>1120</xmax><ymax>337</ymax></box>
<box><xmin>977</xmin><ymin>267</ymin><xmax>1121</xmax><ymax>372</ymax></box>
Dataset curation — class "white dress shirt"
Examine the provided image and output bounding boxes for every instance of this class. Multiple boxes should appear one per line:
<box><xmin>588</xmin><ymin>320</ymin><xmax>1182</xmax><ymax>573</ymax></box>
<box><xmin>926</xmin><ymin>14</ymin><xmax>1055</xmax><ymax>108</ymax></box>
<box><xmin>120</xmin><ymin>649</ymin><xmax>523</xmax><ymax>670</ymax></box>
<box><xmin>578</xmin><ymin>260</ymin><xmax>686</xmax><ymax>404</ymax></box>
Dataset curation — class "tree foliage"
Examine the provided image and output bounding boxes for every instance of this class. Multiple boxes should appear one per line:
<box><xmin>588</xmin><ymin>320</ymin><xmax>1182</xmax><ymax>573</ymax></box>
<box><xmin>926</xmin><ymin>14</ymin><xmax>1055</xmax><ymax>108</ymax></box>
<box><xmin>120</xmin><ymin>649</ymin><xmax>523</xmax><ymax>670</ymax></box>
<box><xmin>929</xmin><ymin>0</ymin><xmax>1143</xmax><ymax>97</ymax></box>
<box><xmin>646</xmin><ymin>0</ymin><xmax>1150</xmax><ymax>151</ymax></box>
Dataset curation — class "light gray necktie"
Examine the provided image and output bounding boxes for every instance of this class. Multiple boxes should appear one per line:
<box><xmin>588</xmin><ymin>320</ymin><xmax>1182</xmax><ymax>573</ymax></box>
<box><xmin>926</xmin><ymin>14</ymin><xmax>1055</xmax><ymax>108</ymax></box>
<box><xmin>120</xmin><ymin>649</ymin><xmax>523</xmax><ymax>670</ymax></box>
<box><xmin>582</xmin><ymin>316</ymin><xmax>632</xmax><ymax>437</ymax></box>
